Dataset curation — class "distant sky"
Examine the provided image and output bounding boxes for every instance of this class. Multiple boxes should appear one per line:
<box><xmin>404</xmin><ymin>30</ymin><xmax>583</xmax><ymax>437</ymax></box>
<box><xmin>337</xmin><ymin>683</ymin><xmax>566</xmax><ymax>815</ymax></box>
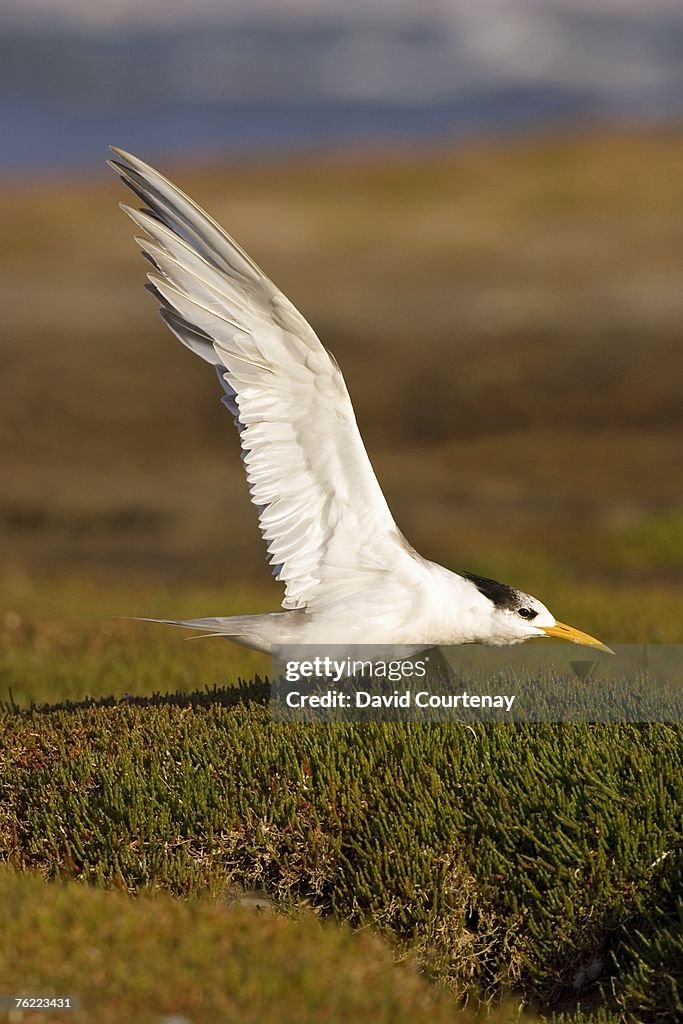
<box><xmin>6</xmin><ymin>0</ymin><xmax>683</xmax><ymax>29</ymax></box>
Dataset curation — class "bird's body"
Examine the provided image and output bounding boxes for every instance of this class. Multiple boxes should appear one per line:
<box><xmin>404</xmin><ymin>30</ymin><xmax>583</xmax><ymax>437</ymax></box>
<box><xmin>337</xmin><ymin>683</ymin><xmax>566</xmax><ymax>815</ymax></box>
<box><xmin>150</xmin><ymin>561</ymin><xmax>521</xmax><ymax>656</ymax></box>
<box><xmin>110</xmin><ymin>149</ymin><xmax>610</xmax><ymax>658</ymax></box>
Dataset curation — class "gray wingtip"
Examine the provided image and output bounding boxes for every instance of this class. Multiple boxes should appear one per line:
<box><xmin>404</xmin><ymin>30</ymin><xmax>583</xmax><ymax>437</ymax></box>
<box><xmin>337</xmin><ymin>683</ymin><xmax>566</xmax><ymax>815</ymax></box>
<box><xmin>109</xmin><ymin>145</ymin><xmax>139</xmax><ymax>168</ymax></box>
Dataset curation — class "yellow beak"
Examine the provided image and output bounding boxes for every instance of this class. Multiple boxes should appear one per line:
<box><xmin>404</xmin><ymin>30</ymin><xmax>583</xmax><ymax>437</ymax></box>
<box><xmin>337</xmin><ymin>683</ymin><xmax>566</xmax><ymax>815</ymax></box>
<box><xmin>541</xmin><ymin>621</ymin><xmax>614</xmax><ymax>654</ymax></box>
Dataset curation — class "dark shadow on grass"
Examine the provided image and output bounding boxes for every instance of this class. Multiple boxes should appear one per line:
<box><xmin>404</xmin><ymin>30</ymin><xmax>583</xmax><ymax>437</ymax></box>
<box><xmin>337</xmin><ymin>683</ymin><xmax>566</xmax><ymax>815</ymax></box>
<box><xmin>4</xmin><ymin>648</ymin><xmax>454</xmax><ymax>719</ymax></box>
<box><xmin>3</xmin><ymin>677</ymin><xmax>271</xmax><ymax>716</ymax></box>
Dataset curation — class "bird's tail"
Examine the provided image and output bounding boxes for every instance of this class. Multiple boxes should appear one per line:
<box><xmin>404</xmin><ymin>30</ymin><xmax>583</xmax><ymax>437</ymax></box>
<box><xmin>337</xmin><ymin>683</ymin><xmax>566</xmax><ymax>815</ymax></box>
<box><xmin>130</xmin><ymin>612</ymin><xmax>296</xmax><ymax>654</ymax></box>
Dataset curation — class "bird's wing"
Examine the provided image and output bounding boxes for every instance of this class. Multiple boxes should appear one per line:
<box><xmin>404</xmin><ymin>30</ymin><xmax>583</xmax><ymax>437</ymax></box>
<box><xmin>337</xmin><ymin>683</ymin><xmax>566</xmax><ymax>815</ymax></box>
<box><xmin>109</xmin><ymin>148</ymin><xmax>416</xmax><ymax>611</ymax></box>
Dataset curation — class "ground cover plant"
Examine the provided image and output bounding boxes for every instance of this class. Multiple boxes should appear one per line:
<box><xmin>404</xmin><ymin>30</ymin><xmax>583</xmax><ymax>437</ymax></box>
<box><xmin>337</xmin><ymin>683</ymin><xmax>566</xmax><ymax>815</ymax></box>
<box><xmin>1</xmin><ymin>579</ymin><xmax>682</xmax><ymax>1022</ymax></box>
<box><xmin>2</xmin><ymin>867</ymin><xmax>514</xmax><ymax>1024</ymax></box>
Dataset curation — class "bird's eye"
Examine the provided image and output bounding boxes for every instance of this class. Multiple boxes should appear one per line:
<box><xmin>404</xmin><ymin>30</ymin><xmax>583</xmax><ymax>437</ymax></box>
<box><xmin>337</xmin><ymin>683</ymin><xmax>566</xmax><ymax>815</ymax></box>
<box><xmin>518</xmin><ymin>608</ymin><xmax>537</xmax><ymax>620</ymax></box>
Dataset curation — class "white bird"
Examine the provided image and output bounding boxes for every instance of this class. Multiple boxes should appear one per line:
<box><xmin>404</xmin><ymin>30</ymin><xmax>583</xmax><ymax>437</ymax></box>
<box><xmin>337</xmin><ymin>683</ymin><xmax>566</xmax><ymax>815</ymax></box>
<box><xmin>109</xmin><ymin>148</ymin><xmax>611</xmax><ymax>657</ymax></box>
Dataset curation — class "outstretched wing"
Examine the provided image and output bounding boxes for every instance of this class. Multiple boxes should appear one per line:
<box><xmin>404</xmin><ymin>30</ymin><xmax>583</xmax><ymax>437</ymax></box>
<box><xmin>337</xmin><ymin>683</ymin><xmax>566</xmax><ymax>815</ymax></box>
<box><xmin>110</xmin><ymin>148</ymin><xmax>415</xmax><ymax>611</ymax></box>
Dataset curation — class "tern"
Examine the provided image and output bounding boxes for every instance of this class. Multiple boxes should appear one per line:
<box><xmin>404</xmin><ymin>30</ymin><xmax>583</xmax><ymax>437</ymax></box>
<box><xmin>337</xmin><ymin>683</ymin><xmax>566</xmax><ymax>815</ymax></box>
<box><xmin>110</xmin><ymin>148</ymin><xmax>611</xmax><ymax>657</ymax></box>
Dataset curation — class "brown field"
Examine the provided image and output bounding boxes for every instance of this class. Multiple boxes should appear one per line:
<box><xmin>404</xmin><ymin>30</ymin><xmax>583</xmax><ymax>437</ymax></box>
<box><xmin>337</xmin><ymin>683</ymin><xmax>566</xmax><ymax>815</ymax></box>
<box><xmin>2</xmin><ymin>130</ymin><xmax>682</xmax><ymax>645</ymax></box>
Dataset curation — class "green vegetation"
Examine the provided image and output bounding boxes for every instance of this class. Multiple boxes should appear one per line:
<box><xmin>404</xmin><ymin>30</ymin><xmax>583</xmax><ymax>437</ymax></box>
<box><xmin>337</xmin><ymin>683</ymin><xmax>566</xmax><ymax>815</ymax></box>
<box><xmin>2</xmin><ymin>633</ymin><xmax>682</xmax><ymax>1021</ymax></box>
<box><xmin>0</xmin><ymin>579</ymin><xmax>267</xmax><ymax>708</ymax></box>
<box><xmin>2</xmin><ymin>868</ymin><xmax>516</xmax><ymax>1024</ymax></box>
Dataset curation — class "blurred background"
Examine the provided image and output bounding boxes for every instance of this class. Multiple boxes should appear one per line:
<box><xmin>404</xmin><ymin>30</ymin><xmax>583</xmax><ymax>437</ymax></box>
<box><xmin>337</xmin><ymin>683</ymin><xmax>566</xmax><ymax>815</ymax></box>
<box><xmin>1</xmin><ymin>0</ymin><xmax>682</xmax><ymax>655</ymax></box>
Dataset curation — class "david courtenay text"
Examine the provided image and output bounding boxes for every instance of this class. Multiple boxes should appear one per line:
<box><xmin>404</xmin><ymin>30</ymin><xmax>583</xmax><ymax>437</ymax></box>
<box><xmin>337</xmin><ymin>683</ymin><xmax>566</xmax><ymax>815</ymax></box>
<box><xmin>284</xmin><ymin>690</ymin><xmax>516</xmax><ymax>711</ymax></box>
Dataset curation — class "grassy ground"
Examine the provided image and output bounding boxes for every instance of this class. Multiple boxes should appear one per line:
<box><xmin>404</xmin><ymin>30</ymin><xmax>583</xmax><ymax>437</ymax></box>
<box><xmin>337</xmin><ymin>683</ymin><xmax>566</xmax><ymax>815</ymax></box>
<box><xmin>3</xmin><ymin>688</ymin><xmax>682</xmax><ymax>1022</ymax></box>
<box><xmin>3</xmin><ymin>869</ymin><xmax>525</xmax><ymax>1024</ymax></box>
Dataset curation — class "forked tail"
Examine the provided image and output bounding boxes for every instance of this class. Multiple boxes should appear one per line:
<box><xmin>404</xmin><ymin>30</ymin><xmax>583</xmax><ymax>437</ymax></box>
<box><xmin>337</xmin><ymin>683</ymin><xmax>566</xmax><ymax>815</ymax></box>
<box><xmin>132</xmin><ymin>612</ymin><xmax>299</xmax><ymax>654</ymax></box>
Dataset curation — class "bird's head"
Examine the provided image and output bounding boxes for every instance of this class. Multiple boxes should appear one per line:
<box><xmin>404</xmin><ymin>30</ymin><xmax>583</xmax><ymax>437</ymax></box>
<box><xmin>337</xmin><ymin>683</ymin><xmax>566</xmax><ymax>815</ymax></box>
<box><xmin>464</xmin><ymin>572</ymin><xmax>612</xmax><ymax>652</ymax></box>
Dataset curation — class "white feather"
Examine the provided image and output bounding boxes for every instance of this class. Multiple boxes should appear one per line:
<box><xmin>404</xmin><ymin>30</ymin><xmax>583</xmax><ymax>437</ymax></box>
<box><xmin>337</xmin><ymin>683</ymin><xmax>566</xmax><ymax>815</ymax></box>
<box><xmin>110</xmin><ymin>148</ymin><xmax>419</xmax><ymax>616</ymax></box>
